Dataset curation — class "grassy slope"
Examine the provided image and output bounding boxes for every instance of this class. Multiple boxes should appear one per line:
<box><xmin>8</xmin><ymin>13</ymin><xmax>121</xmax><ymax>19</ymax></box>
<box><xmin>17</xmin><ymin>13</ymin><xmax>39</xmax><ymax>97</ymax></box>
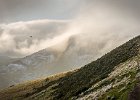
<box><xmin>0</xmin><ymin>35</ymin><xmax>139</xmax><ymax>100</ymax></box>
<box><xmin>78</xmin><ymin>55</ymin><xmax>140</xmax><ymax>100</ymax></box>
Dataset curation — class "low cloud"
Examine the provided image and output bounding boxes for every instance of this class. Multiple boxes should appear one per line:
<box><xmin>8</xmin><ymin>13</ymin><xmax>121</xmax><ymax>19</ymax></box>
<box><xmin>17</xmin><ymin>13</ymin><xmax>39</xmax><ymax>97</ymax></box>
<box><xmin>0</xmin><ymin>0</ymin><xmax>140</xmax><ymax>89</ymax></box>
<box><xmin>0</xmin><ymin>0</ymin><xmax>139</xmax><ymax>61</ymax></box>
<box><xmin>0</xmin><ymin>19</ymin><xmax>69</xmax><ymax>57</ymax></box>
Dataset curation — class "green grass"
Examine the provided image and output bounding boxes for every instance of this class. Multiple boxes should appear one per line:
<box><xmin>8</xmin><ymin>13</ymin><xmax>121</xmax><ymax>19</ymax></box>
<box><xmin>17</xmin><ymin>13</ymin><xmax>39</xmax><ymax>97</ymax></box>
<box><xmin>98</xmin><ymin>69</ymin><xmax>139</xmax><ymax>100</ymax></box>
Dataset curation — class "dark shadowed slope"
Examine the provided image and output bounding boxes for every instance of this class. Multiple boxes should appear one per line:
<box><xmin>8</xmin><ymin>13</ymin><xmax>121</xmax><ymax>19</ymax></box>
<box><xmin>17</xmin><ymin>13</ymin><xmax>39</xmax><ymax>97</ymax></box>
<box><xmin>0</xmin><ymin>35</ymin><xmax>140</xmax><ymax>100</ymax></box>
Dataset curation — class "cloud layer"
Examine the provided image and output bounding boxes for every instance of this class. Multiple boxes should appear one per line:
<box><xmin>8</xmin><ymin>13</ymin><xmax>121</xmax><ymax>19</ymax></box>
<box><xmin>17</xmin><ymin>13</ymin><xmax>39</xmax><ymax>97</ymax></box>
<box><xmin>0</xmin><ymin>20</ymin><xmax>69</xmax><ymax>57</ymax></box>
<box><xmin>0</xmin><ymin>0</ymin><xmax>140</xmax><ymax>89</ymax></box>
<box><xmin>0</xmin><ymin>0</ymin><xmax>140</xmax><ymax>57</ymax></box>
<box><xmin>0</xmin><ymin>0</ymin><xmax>139</xmax><ymax>59</ymax></box>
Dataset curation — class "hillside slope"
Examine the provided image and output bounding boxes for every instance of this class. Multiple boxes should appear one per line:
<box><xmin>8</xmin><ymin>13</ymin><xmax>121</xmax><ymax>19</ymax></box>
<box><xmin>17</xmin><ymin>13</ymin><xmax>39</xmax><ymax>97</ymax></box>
<box><xmin>0</xmin><ymin>36</ymin><xmax>96</xmax><ymax>89</ymax></box>
<box><xmin>0</xmin><ymin>35</ymin><xmax>140</xmax><ymax>100</ymax></box>
<box><xmin>0</xmin><ymin>56</ymin><xmax>18</xmax><ymax>66</ymax></box>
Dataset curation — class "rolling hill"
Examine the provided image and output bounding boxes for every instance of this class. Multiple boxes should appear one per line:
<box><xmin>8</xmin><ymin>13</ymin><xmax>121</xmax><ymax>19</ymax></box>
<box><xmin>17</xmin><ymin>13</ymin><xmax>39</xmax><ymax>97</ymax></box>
<box><xmin>0</xmin><ymin>35</ymin><xmax>140</xmax><ymax>100</ymax></box>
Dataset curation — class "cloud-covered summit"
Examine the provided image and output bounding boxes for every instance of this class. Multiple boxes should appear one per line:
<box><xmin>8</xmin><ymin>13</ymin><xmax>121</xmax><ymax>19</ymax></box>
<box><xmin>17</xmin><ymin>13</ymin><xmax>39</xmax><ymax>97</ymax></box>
<box><xmin>0</xmin><ymin>20</ymin><xmax>69</xmax><ymax>57</ymax></box>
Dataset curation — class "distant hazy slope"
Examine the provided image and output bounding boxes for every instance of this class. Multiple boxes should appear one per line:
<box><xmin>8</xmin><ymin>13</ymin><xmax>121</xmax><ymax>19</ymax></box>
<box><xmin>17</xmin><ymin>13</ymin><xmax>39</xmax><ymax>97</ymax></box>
<box><xmin>0</xmin><ymin>35</ymin><xmax>139</xmax><ymax>100</ymax></box>
<box><xmin>0</xmin><ymin>56</ymin><xmax>18</xmax><ymax>65</ymax></box>
<box><xmin>0</xmin><ymin>36</ymin><xmax>96</xmax><ymax>90</ymax></box>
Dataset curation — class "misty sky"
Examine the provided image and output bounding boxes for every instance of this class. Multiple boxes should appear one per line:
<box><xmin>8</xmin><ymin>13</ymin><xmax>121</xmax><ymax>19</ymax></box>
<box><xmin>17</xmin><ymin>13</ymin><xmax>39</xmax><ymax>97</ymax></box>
<box><xmin>0</xmin><ymin>0</ymin><xmax>139</xmax><ymax>23</ymax></box>
<box><xmin>0</xmin><ymin>0</ymin><xmax>140</xmax><ymax>58</ymax></box>
<box><xmin>0</xmin><ymin>0</ymin><xmax>85</xmax><ymax>23</ymax></box>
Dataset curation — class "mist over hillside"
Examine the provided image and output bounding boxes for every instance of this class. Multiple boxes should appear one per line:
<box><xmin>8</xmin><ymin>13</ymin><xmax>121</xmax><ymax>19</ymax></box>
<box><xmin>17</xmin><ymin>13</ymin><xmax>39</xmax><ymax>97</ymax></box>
<box><xmin>0</xmin><ymin>0</ymin><xmax>140</xmax><ymax>92</ymax></box>
<box><xmin>0</xmin><ymin>1</ymin><xmax>140</xmax><ymax>58</ymax></box>
<box><xmin>0</xmin><ymin>35</ymin><xmax>139</xmax><ymax>100</ymax></box>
